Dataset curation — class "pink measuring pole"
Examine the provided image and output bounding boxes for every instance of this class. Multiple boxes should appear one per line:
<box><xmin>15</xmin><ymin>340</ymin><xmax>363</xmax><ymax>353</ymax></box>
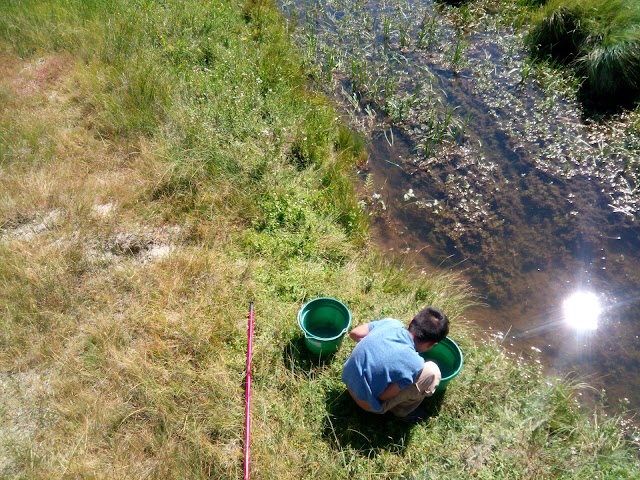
<box><xmin>243</xmin><ymin>302</ymin><xmax>255</xmax><ymax>480</ymax></box>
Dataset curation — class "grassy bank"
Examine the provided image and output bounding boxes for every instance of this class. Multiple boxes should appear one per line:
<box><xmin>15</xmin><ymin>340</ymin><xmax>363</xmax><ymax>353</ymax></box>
<box><xmin>1</xmin><ymin>0</ymin><xmax>639</xmax><ymax>478</ymax></box>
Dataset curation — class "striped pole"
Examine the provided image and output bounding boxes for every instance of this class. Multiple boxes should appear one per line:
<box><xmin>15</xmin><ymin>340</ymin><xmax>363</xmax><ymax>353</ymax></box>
<box><xmin>243</xmin><ymin>302</ymin><xmax>255</xmax><ymax>480</ymax></box>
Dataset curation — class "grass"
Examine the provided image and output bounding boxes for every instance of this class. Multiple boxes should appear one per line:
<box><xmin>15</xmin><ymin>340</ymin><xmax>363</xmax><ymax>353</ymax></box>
<box><xmin>0</xmin><ymin>0</ymin><xmax>639</xmax><ymax>478</ymax></box>
<box><xmin>527</xmin><ymin>0</ymin><xmax>640</xmax><ymax>105</ymax></box>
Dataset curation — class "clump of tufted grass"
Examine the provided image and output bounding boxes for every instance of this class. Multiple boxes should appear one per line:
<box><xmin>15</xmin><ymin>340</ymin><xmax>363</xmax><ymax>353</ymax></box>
<box><xmin>527</xmin><ymin>0</ymin><xmax>640</xmax><ymax>105</ymax></box>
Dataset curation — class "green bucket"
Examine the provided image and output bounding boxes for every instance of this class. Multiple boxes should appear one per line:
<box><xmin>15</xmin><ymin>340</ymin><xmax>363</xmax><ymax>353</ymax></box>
<box><xmin>297</xmin><ymin>298</ymin><xmax>351</xmax><ymax>356</ymax></box>
<box><xmin>420</xmin><ymin>337</ymin><xmax>463</xmax><ymax>393</ymax></box>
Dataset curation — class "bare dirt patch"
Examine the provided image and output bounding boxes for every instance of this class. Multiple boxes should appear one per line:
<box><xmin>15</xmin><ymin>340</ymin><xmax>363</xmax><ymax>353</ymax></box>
<box><xmin>0</xmin><ymin>209</ymin><xmax>65</xmax><ymax>241</ymax></box>
<box><xmin>105</xmin><ymin>226</ymin><xmax>183</xmax><ymax>263</ymax></box>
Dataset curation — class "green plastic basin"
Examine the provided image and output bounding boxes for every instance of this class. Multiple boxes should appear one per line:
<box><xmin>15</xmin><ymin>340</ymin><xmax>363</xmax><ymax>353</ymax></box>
<box><xmin>297</xmin><ymin>297</ymin><xmax>351</xmax><ymax>357</ymax></box>
<box><xmin>420</xmin><ymin>337</ymin><xmax>463</xmax><ymax>393</ymax></box>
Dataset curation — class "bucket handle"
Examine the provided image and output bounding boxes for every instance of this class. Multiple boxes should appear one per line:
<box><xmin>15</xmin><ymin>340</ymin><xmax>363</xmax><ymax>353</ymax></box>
<box><xmin>297</xmin><ymin>308</ymin><xmax>349</xmax><ymax>341</ymax></box>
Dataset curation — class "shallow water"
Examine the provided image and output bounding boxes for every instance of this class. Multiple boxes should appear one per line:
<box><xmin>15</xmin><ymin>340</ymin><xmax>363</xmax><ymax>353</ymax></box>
<box><xmin>282</xmin><ymin>0</ymin><xmax>640</xmax><ymax>414</ymax></box>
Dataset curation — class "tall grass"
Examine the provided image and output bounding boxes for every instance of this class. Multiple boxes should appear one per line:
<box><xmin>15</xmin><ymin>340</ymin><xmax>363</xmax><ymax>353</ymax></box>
<box><xmin>0</xmin><ymin>0</ymin><xmax>639</xmax><ymax>478</ymax></box>
<box><xmin>527</xmin><ymin>0</ymin><xmax>640</xmax><ymax>104</ymax></box>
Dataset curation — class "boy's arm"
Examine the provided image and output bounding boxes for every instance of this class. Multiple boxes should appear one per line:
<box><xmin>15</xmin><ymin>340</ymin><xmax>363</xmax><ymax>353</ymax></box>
<box><xmin>349</xmin><ymin>323</ymin><xmax>370</xmax><ymax>342</ymax></box>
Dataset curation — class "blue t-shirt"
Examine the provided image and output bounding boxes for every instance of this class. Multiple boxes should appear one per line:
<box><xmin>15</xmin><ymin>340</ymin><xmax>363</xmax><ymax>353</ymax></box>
<box><xmin>341</xmin><ymin>319</ymin><xmax>425</xmax><ymax>412</ymax></box>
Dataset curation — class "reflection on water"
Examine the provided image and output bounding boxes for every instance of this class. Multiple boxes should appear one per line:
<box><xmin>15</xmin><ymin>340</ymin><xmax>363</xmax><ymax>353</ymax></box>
<box><xmin>563</xmin><ymin>292</ymin><xmax>601</xmax><ymax>331</ymax></box>
<box><xmin>282</xmin><ymin>0</ymin><xmax>640</xmax><ymax>414</ymax></box>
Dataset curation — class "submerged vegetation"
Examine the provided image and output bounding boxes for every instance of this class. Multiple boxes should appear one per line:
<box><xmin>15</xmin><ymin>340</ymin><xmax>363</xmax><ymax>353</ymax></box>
<box><xmin>287</xmin><ymin>0</ymin><xmax>640</xmax><ymax>306</ymax></box>
<box><xmin>528</xmin><ymin>0</ymin><xmax>640</xmax><ymax>105</ymax></box>
<box><xmin>0</xmin><ymin>0</ymin><xmax>639</xmax><ymax>478</ymax></box>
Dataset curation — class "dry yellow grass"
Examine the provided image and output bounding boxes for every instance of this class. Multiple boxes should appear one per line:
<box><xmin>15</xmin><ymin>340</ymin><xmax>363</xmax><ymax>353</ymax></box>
<box><xmin>0</xmin><ymin>52</ymin><xmax>249</xmax><ymax>477</ymax></box>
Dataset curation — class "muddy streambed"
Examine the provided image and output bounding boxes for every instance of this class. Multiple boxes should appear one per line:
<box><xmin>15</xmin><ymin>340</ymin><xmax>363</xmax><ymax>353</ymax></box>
<box><xmin>281</xmin><ymin>0</ymin><xmax>640</xmax><ymax>414</ymax></box>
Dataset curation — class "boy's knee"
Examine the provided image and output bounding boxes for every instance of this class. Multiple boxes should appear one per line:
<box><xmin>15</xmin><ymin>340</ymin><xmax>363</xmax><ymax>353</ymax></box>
<box><xmin>417</xmin><ymin>361</ymin><xmax>441</xmax><ymax>395</ymax></box>
<box><xmin>423</xmin><ymin>361</ymin><xmax>441</xmax><ymax>379</ymax></box>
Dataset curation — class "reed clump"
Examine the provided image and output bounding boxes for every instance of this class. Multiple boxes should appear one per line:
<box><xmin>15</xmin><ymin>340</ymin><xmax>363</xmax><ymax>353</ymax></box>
<box><xmin>528</xmin><ymin>0</ymin><xmax>640</xmax><ymax>105</ymax></box>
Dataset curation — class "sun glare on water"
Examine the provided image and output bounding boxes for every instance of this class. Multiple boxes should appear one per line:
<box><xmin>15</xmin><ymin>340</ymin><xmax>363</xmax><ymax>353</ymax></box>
<box><xmin>563</xmin><ymin>292</ymin><xmax>602</xmax><ymax>331</ymax></box>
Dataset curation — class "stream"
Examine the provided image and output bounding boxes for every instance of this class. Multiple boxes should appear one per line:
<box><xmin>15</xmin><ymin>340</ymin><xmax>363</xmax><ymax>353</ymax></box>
<box><xmin>280</xmin><ymin>0</ymin><xmax>640</xmax><ymax>415</ymax></box>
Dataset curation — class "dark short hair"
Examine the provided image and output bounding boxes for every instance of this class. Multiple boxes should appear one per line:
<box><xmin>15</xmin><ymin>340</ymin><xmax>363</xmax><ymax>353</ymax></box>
<box><xmin>408</xmin><ymin>306</ymin><xmax>449</xmax><ymax>343</ymax></box>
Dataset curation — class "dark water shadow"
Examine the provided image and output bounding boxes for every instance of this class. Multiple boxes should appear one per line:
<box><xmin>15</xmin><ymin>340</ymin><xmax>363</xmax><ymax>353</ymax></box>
<box><xmin>435</xmin><ymin>0</ymin><xmax>471</xmax><ymax>5</ymax></box>
<box><xmin>283</xmin><ymin>335</ymin><xmax>338</xmax><ymax>376</ymax></box>
<box><xmin>321</xmin><ymin>386</ymin><xmax>446</xmax><ymax>456</ymax></box>
<box><xmin>579</xmin><ymin>89</ymin><xmax>640</xmax><ymax>119</ymax></box>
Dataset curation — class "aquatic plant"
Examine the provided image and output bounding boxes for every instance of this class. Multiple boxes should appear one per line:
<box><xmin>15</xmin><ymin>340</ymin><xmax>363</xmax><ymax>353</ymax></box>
<box><xmin>416</xmin><ymin>11</ymin><xmax>438</xmax><ymax>49</ymax></box>
<box><xmin>527</xmin><ymin>0</ymin><xmax>640</xmax><ymax>105</ymax></box>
